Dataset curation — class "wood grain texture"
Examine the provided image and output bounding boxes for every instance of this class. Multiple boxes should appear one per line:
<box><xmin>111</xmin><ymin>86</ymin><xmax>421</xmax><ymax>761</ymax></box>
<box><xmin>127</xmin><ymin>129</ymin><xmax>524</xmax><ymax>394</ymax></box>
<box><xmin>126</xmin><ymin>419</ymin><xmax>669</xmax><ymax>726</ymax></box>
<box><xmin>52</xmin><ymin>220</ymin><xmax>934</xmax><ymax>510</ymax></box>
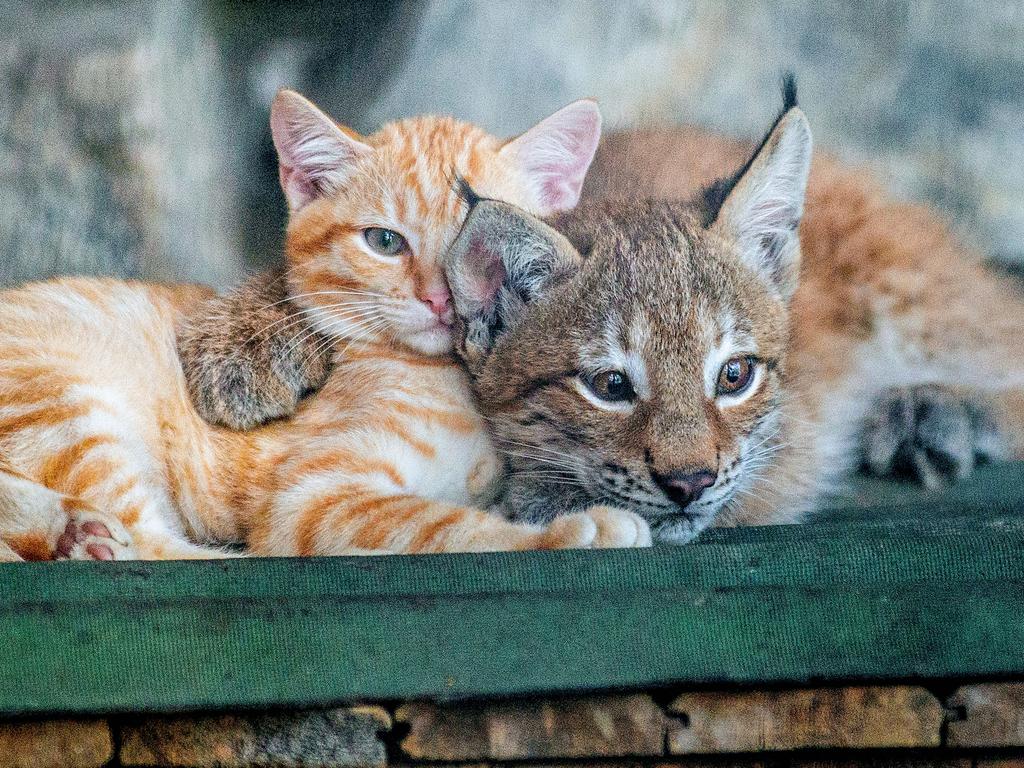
<box><xmin>119</xmin><ymin>707</ymin><xmax>390</xmax><ymax>767</ymax></box>
<box><xmin>0</xmin><ymin>718</ymin><xmax>113</xmax><ymax>768</ymax></box>
<box><xmin>667</xmin><ymin>687</ymin><xmax>942</xmax><ymax>752</ymax></box>
<box><xmin>948</xmin><ymin>683</ymin><xmax>1024</xmax><ymax>747</ymax></box>
<box><xmin>397</xmin><ymin>695</ymin><xmax>666</xmax><ymax>760</ymax></box>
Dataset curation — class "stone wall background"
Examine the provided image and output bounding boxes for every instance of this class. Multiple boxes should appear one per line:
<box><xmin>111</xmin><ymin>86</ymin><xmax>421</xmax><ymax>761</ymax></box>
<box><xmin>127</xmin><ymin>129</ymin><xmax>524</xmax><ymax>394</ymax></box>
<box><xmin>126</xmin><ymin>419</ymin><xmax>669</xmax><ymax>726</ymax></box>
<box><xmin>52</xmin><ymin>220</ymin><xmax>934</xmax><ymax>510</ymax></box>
<box><xmin>3</xmin><ymin>0</ymin><xmax>1022</xmax><ymax>287</ymax></box>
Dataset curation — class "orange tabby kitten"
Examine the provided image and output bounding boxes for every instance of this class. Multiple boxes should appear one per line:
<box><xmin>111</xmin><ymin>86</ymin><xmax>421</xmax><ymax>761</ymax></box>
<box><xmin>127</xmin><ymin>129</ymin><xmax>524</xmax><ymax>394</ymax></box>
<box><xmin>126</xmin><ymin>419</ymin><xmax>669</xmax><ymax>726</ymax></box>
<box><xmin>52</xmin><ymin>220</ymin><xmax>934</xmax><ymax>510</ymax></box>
<box><xmin>0</xmin><ymin>90</ymin><xmax>650</xmax><ymax>561</ymax></box>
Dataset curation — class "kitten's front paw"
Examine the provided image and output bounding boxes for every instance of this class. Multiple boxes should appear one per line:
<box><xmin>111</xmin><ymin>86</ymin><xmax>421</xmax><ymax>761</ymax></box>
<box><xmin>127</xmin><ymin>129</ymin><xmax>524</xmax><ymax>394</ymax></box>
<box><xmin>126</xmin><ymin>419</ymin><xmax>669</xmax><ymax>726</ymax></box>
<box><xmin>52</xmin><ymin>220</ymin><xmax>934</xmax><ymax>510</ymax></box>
<box><xmin>55</xmin><ymin>509</ymin><xmax>135</xmax><ymax>561</ymax></box>
<box><xmin>861</xmin><ymin>384</ymin><xmax>1006</xmax><ymax>488</ymax></box>
<box><xmin>539</xmin><ymin>507</ymin><xmax>651</xmax><ymax>549</ymax></box>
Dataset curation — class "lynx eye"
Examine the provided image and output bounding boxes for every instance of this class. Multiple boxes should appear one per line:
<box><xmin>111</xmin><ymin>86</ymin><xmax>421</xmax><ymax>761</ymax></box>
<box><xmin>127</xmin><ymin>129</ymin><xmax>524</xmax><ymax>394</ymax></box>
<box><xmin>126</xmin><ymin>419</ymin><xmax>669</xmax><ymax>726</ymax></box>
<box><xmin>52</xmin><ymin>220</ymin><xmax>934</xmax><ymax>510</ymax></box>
<box><xmin>585</xmin><ymin>370</ymin><xmax>636</xmax><ymax>403</ymax></box>
<box><xmin>716</xmin><ymin>357</ymin><xmax>757</xmax><ymax>396</ymax></box>
<box><xmin>364</xmin><ymin>227</ymin><xmax>408</xmax><ymax>257</ymax></box>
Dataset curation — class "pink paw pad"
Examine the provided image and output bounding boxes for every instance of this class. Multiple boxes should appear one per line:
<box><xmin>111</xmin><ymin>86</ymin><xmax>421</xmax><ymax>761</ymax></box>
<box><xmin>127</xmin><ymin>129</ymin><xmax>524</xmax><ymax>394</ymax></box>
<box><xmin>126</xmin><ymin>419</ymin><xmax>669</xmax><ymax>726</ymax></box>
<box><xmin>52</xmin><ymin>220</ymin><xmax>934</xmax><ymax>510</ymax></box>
<box><xmin>55</xmin><ymin>518</ymin><xmax>125</xmax><ymax>561</ymax></box>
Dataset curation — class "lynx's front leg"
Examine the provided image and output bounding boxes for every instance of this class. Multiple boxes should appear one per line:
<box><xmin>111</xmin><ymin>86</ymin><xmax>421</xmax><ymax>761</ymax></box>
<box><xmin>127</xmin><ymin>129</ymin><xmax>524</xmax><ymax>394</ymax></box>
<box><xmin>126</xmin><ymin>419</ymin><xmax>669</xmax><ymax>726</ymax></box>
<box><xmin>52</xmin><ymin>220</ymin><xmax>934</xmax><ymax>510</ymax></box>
<box><xmin>257</xmin><ymin>483</ymin><xmax>651</xmax><ymax>555</ymax></box>
<box><xmin>861</xmin><ymin>384</ymin><xmax>1024</xmax><ymax>487</ymax></box>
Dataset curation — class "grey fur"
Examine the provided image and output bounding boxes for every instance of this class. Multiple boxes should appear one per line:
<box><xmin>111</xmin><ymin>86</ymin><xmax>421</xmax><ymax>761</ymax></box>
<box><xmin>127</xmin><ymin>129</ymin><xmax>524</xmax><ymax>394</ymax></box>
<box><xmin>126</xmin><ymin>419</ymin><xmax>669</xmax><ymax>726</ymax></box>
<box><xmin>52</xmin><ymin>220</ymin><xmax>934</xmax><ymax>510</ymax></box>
<box><xmin>177</xmin><ymin>270</ymin><xmax>332</xmax><ymax>430</ymax></box>
<box><xmin>446</xmin><ymin>201</ymin><xmax>581</xmax><ymax>373</ymax></box>
<box><xmin>861</xmin><ymin>384</ymin><xmax>1007</xmax><ymax>489</ymax></box>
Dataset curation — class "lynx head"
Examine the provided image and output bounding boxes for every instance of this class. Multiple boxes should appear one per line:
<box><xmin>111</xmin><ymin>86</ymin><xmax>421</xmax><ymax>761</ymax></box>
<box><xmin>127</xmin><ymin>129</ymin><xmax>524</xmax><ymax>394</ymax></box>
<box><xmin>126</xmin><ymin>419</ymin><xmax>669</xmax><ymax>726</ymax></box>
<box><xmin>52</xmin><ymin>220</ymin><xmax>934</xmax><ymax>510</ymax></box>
<box><xmin>271</xmin><ymin>89</ymin><xmax>601</xmax><ymax>357</ymax></box>
<box><xmin>446</xmin><ymin>94</ymin><xmax>812</xmax><ymax>543</ymax></box>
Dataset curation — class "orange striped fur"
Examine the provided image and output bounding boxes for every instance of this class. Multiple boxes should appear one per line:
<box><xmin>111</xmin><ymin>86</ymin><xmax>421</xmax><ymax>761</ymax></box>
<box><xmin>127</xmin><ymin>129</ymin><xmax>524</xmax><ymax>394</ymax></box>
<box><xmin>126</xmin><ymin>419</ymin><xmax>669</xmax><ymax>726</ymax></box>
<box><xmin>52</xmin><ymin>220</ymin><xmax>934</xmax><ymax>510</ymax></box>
<box><xmin>0</xmin><ymin>91</ymin><xmax>648</xmax><ymax>561</ymax></box>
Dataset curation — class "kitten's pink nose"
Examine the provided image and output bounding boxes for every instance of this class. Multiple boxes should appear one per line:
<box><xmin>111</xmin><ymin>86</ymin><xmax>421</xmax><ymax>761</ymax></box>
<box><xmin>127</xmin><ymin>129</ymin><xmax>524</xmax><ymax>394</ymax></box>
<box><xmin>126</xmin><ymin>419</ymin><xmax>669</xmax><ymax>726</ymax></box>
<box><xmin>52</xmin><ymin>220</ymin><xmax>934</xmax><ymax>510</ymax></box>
<box><xmin>419</xmin><ymin>288</ymin><xmax>452</xmax><ymax>323</ymax></box>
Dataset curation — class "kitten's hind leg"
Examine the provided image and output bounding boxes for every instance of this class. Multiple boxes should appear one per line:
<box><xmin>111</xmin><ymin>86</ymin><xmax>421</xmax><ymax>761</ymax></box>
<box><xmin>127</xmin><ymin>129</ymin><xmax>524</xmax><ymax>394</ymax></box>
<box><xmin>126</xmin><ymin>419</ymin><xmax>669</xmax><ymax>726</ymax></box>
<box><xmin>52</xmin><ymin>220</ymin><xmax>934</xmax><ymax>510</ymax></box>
<box><xmin>861</xmin><ymin>384</ymin><xmax>1019</xmax><ymax>488</ymax></box>
<box><xmin>0</xmin><ymin>464</ymin><xmax>135</xmax><ymax>561</ymax></box>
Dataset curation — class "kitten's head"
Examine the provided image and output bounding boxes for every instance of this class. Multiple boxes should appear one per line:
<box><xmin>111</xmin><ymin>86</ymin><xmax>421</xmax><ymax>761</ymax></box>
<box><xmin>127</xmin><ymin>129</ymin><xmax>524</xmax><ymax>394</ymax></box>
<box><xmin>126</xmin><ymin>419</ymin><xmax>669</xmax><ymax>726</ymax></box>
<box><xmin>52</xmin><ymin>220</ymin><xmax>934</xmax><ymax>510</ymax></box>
<box><xmin>271</xmin><ymin>89</ymin><xmax>602</xmax><ymax>356</ymax></box>
<box><xmin>446</xmin><ymin>93</ymin><xmax>812</xmax><ymax>543</ymax></box>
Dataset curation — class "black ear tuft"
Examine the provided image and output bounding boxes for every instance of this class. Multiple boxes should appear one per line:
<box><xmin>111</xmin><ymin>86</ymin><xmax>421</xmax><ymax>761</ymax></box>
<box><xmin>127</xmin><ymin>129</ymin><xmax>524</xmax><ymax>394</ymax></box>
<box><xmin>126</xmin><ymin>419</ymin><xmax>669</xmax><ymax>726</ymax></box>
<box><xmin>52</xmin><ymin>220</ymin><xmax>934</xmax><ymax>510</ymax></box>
<box><xmin>698</xmin><ymin>72</ymin><xmax>801</xmax><ymax>226</ymax></box>
<box><xmin>781</xmin><ymin>72</ymin><xmax>798</xmax><ymax>112</ymax></box>
<box><xmin>452</xmin><ymin>172</ymin><xmax>483</xmax><ymax>210</ymax></box>
<box><xmin>706</xmin><ymin>83</ymin><xmax>812</xmax><ymax>301</ymax></box>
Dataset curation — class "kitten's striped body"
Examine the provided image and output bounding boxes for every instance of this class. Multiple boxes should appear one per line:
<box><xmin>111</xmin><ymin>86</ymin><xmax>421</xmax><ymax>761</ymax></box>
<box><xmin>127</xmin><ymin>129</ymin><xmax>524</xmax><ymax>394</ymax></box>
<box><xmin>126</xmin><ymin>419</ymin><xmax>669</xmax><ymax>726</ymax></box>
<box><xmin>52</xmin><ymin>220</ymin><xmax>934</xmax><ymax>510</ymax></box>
<box><xmin>0</xmin><ymin>280</ymin><xmax>640</xmax><ymax>561</ymax></box>
<box><xmin>0</xmin><ymin>91</ymin><xmax>649</xmax><ymax>560</ymax></box>
<box><xmin>0</xmin><ymin>280</ymin><xmax>219</xmax><ymax>560</ymax></box>
<box><xmin>0</xmin><ymin>279</ymin><xmax>492</xmax><ymax>557</ymax></box>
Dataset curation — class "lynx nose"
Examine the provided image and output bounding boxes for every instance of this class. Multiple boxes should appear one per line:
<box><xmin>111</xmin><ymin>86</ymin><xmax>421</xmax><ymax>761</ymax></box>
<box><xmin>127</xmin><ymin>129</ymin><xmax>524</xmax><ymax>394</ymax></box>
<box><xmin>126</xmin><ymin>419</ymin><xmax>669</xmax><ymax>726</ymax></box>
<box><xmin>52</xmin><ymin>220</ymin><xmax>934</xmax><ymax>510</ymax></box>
<box><xmin>652</xmin><ymin>469</ymin><xmax>717</xmax><ymax>509</ymax></box>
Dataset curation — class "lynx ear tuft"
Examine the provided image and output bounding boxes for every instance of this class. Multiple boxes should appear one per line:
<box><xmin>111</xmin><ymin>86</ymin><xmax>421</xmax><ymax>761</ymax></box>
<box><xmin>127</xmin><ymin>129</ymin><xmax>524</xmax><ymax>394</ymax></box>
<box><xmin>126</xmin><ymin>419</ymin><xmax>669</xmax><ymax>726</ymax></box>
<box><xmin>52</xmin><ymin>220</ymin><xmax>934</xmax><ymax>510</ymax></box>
<box><xmin>446</xmin><ymin>201</ymin><xmax>579</xmax><ymax>370</ymax></box>
<box><xmin>500</xmin><ymin>99</ymin><xmax>602</xmax><ymax>215</ymax></box>
<box><xmin>709</xmin><ymin>100</ymin><xmax>812</xmax><ymax>301</ymax></box>
<box><xmin>270</xmin><ymin>89</ymin><xmax>372</xmax><ymax>211</ymax></box>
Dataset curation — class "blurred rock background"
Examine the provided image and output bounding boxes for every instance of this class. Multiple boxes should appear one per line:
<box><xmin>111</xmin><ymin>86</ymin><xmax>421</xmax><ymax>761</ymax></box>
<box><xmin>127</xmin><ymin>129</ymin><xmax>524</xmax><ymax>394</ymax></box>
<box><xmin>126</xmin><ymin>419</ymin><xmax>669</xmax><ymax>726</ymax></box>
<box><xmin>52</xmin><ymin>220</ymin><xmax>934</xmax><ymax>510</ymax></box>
<box><xmin>2</xmin><ymin>0</ymin><xmax>1022</xmax><ymax>287</ymax></box>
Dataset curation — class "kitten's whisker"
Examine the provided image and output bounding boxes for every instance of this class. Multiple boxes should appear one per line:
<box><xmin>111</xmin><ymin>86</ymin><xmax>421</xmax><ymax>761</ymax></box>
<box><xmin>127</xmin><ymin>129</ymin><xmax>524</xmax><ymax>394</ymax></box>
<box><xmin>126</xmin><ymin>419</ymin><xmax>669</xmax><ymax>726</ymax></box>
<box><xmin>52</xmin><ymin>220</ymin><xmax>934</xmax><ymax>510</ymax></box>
<box><xmin>243</xmin><ymin>304</ymin><xmax>331</xmax><ymax>344</ymax></box>
<box><xmin>244</xmin><ymin>305</ymin><xmax>353</xmax><ymax>345</ymax></box>
<box><xmin>291</xmin><ymin>310</ymin><xmax>385</xmax><ymax>367</ymax></box>
<box><xmin>744</xmin><ymin>428</ymin><xmax>782</xmax><ymax>453</ymax></box>
<box><xmin>504</xmin><ymin>451</ymin><xmax>580</xmax><ymax>467</ymax></box>
<box><xmin>300</xmin><ymin>328</ymin><xmax>349</xmax><ymax>370</ymax></box>
<box><xmin>501</xmin><ymin>447</ymin><xmax>581</xmax><ymax>465</ymax></box>
<box><xmin>281</xmin><ymin>307</ymin><xmax>384</xmax><ymax>359</ymax></box>
<box><xmin>306</xmin><ymin>324</ymin><xmax>372</xmax><ymax>371</ymax></box>
<box><xmin>510</xmin><ymin>467</ymin><xmax>579</xmax><ymax>477</ymax></box>
<box><xmin>292</xmin><ymin>318</ymin><xmax>352</xmax><ymax>364</ymax></box>
<box><xmin>512</xmin><ymin>472</ymin><xmax>579</xmax><ymax>480</ymax></box>
<box><xmin>254</xmin><ymin>289</ymin><xmax>391</xmax><ymax>313</ymax></box>
<box><xmin>510</xmin><ymin>474</ymin><xmax>580</xmax><ymax>487</ymax></box>
<box><xmin>332</xmin><ymin>317</ymin><xmax>393</xmax><ymax>362</ymax></box>
<box><xmin>503</xmin><ymin>453</ymin><xmax>582</xmax><ymax>474</ymax></box>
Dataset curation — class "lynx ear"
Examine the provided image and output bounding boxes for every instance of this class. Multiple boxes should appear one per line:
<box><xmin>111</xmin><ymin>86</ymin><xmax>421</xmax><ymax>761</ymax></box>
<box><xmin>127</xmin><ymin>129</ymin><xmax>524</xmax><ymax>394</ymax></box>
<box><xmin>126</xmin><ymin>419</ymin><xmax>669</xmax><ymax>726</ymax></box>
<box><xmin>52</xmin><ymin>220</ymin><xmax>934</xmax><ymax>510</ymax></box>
<box><xmin>500</xmin><ymin>99</ymin><xmax>602</xmax><ymax>215</ymax></box>
<box><xmin>270</xmin><ymin>89</ymin><xmax>372</xmax><ymax>211</ymax></box>
<box><xmin>710</xmin><ymin>107</ymin><xmax>812</xmax><ymax>300</ymax></box>
<box><xmin>446</xmin><ymin>200</ymin><xmax>580</xmax><ymax>370</ymax></box>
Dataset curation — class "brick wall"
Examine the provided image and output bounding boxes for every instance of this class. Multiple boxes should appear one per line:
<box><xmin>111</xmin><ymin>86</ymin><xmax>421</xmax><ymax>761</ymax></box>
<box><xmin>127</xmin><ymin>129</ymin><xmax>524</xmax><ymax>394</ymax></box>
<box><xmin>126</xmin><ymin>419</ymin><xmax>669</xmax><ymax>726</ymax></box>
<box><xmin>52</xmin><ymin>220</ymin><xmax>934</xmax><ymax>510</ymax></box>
<box><xmin>7</xmin><ymin>683</ymin><xmax>1024</xmax><ymax>768</ymax></box>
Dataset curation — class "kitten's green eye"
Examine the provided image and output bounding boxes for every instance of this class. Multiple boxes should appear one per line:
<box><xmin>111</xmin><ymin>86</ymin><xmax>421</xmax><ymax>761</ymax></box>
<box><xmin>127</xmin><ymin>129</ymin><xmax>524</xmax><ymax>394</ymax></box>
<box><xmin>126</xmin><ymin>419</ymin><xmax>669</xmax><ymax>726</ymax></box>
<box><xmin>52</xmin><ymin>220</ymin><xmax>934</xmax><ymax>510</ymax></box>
<box><xmin>364</xmin><ymin>227</ymin><xmax>408</xmax><ymax>256</ymax></box>
<box><xmin>716</xmin><ymin>356</ymin><xmax>757</xmax><ymax>396</ymax></box>
<box><xmin>585</xmin><ymin>370</ymin><xmax>636</xmax><ymax>403</ymax></box>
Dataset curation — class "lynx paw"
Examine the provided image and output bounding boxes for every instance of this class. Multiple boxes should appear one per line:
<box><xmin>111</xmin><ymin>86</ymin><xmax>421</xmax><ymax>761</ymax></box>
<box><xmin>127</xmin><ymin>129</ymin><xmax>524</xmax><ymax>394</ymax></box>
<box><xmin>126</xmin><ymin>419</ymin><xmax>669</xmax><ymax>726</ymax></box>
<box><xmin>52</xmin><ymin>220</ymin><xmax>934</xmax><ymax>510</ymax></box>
<box><xmin>539</xmin><ymin>506</ymin><xmax>651</xmax><ymax>549</ymax></box>
<box><xmin>861</xmin><ymin>384</ymin><xmax>1006</xmax><ymax>488</ymax></box>
<box><xmin>55</xmin><ymin>510</ymin><xmax>135</xmax><ymax>561</ymax></box>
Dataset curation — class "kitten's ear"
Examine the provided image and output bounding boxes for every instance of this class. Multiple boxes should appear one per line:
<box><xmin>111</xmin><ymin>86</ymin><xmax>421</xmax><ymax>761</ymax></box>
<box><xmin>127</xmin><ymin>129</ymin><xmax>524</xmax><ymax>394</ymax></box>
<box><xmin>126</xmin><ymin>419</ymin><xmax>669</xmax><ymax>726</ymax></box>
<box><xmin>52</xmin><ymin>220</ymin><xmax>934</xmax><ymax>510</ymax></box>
<box><xmin>270</xmin><ymin>89</ymin><xmax>372</xmax><ymax>212</ymax></box>
<box><xmin>446</xmin><ymin>201</ymin><xmax>580</xmax><ymax>371</ymax></box>
<box><xmin>500</xmin><ymin>99</ymin><xmax>602</xmax><ymax>215</ymax></box>
<box><xmin>709</xmin><ymin>106</ymin><xmax>812</xmax><ymax>300</ymax></box>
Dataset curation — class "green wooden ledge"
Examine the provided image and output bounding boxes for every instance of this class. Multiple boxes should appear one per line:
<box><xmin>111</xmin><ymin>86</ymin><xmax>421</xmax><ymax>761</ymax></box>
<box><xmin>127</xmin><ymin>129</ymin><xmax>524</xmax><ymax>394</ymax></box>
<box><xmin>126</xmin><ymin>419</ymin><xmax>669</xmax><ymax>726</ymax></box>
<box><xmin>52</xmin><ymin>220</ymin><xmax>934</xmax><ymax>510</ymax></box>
<box><xmin>2</xmin><ymin>462</ymin><xmax>1023</xmax><ymax>717</ymax></box>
